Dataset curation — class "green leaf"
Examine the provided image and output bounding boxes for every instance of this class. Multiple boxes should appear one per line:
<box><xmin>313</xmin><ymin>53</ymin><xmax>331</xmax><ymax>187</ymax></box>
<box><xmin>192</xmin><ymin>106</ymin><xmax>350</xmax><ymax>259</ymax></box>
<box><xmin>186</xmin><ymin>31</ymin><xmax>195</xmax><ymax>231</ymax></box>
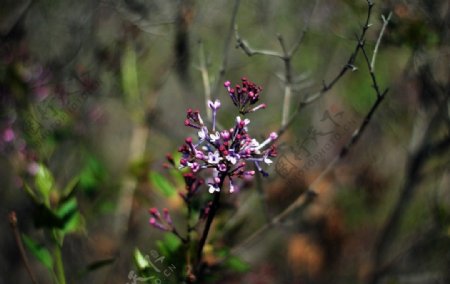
<box><xmin>163</xmin><ymin>234</ymin><xmax>182</xmax><ymax>252</ymax></box>
<box><xmin>57</xmin><ymin>198</ymin><xmax>84</xmax><ymax>234</ymax></box>
<box><xmin>22</xmin><ymin>234</ymin><xmax>53</xmax><ymax>269</ymax></box>
<box><xmin>149</xmin><ymin>172</ymin><xmax>176</xmax><ymax>197</ymax></box>
<box><xmin>132</xmin><ymin>249</ymin><xmax>161</xmax><ymax>282</ymax></box>
<box><xmin>156</xmin><ymin>234</ymin><xmax>182</xmax><ymax>257</ymax></box>
<box><xmin>33</xmin><ymin>197</ymin><xmax>82</xmax><ymax>234</ymax></box>
<box><xmin>23</xmin><ymin>183</ymin><xmax>40</xmax><ymax>204</ymax></box>
<box><xmin>86</xmin><ymin>258</ymin><xmax>115</xmax><ymax>271</ymax></box>
<box><xmin>35</xmin><ymin>164</ymin><xmax>55</xmax><ymax>202</ymax></box>
<box><xmin>225</xmin><ymin>256</ymin><xmax>250</xmax><ymax>273</ymax></box>
<box><xmin>79</xmin><ymin>156</ymin><xmax>106</xmax><ymax>194</ymax></box>
<box><xmin>134</xmin><ymin>248</ymin><xmax>150</xmax><ymax>270</ymax></box>
<box><xmin>61</xmin><ymin>176</ymin><xmax>79</xmax><ymax>201</ymax></box>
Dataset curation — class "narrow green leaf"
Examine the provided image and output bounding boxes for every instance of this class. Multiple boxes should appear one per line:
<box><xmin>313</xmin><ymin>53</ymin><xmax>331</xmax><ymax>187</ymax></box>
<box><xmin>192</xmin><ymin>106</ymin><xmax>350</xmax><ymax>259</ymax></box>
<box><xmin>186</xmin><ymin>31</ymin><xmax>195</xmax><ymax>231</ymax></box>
<box><xmin>78</xmin><ymin>258</ymin><xmax>116</xmax><ymax>277</ymax></box>
<box><xmin>35</xmin><ymin>164</ymin><xmax>54</xmax><ymax>201</ymax></box>
<box><xmin>61</xmin><ymin>176</ymin><xmax>79</xmax><ymax>201</ymax></box>
<box><xmin>86</xmin><ymin>258</ymin><xmax>115</xmax><ymax>271</ymax></box>
<box><xmin>22</xmin><ymin>234</ymin><xmax>53</xmax><ymax>269</ymax></box>
<box><xmin>155</xmin><ymin>234</ymin><xmax>182</xmax><ymax>259</ymax></box>
<box><xmin>134</xmin><ymin>248</ymin><xmax>150</xmax><ymax>269</ymax></box>
<box><xmin>79</xmin><ymin>156</ymin><xmax>106</xmax><ymax>193</ymax></box>
<box><xmin>57</xmin><ymin>198</ymin><xmax>85</xmax><ymax>234</ymax></box>
<box><xmin>23</xmin><ymin>183</ymin><xmax>40</xmax><ymax>204</ymax></box>
<box><xmin>149</xmin><ymin>172</ymin><xmax>176</xmax><ymax>197</ymax></box>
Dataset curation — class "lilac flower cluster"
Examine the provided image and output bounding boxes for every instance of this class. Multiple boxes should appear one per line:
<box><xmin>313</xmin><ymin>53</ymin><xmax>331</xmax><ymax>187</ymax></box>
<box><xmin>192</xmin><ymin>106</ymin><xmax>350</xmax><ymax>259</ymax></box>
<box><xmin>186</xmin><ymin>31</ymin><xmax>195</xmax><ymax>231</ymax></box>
<box><xmin>225</xmin><ymin>77</ymin><xmax>266</xmax><ymax>114</ymax></box>
<box><xmin>179</xmin><ymin>78</ymin><xmax>277</xmax><ymax>194</ymax></box>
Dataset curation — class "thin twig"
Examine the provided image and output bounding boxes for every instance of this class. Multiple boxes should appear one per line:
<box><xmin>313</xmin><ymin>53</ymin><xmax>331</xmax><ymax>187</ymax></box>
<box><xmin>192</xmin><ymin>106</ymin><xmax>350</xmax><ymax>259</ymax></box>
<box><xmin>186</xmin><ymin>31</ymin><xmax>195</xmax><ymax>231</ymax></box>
<box><xmin>371</xmin><ymin>12</ymin><xmax>392</xmax><ymax>71</ymax></box>
<box><xmin>234</xmin><ymin>30</ymin><xmax>283</xmax><ymax>58</ymax></box>
<box><xmin>254</xmin><ymin>164</ymin><xmax>271</xmax><ymax>223</ymax></box>
<box><xmin>278</xmin><ymin>34</ymin><xmax>295</xmax><ymax>127</ymax></box>
<box><xmin>197</xmin><ymin>41</ymin><xmax>212</xmax><ymax>120</ymax></box>
<box><xmin>212</xmin><ymin>0</ymin><xmax>241</xmax><ymax>95</ymax></box>
<box><xmin>8</xmin><ymin>211</ymin><xmax>40</xmax><ymax>284</ymax></box>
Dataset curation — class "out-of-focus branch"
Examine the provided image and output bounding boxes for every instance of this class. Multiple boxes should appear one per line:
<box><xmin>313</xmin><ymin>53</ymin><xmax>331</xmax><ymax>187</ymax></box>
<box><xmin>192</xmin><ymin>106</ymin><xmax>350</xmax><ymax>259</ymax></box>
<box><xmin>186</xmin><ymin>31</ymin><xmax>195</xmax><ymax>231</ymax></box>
<box><xmin>174</xmin><ymin>0</ymin><xmax>194</xmax><ymax>83</ymax></box>
<box><xmin>368</xmin><ymin>59</ymin><xmax>450</xmax><ymax>283</ymax></box>
<box><xmin>8</xmin><ymin>211</ymin><xmax>39</xmax><ymax>284</ymax></box>
<box><xmin>197</xmin><ymin>41</ymin><xmax>212</xmax><ymax>120</ymax></box>
<box><xmin>231</xmin><ymin>1</ymin><xmax>390</xmax><ymax>255</ymax></box>
<box><xmin>368</xmin><ymin>130</ymin><xmax>450</xmax><ymax>284</ymax></box>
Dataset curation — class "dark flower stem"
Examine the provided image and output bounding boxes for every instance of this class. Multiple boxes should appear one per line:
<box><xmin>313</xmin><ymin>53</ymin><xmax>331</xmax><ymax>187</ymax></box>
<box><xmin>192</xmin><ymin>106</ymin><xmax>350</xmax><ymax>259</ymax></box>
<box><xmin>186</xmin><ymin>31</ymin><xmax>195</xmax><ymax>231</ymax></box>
<box><xmin>195</xmin><ymin>174</ymin><xmax>225</xmax><ymax>273</ymax></box>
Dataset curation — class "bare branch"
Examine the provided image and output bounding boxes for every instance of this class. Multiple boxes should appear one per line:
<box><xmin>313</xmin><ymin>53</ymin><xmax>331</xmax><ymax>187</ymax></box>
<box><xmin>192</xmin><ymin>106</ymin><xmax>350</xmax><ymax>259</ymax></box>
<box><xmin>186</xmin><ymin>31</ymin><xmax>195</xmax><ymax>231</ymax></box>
<box><xmin>234</xmin><ymin>27</ymin><xmax>284</xmax><ymax>58</ymax></box>
<box><xmin>371</xmin><ymin>12</ymin><xmax>393</xmax><ymax>71</ymax></box>
<box><xmin>232</xmin><ymin>1</ymin><xmax>389</xmax><ymax>255</ymax></box>
<box><xmin>234</xmin><ymin>1</ymin><xmax>318</xmax><ymax>127</ymax></box>
<box><xmin>275</xmin><ymin>0</ymin><xmax>376</xmax><ymax>138</ymax></box>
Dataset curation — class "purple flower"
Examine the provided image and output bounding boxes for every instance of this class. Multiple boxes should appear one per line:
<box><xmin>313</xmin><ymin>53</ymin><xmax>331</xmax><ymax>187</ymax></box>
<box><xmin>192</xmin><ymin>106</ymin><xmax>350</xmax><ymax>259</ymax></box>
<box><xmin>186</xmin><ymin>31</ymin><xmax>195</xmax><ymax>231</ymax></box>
<box><xmin>179</xmin><ymin>78</ymin><xmax>278</xmax><ymax>194</ymax></box>
<box><xmin>224</xmin><ymin>77</ymin><xmax>266</xmax><ymax>115</ymax></box>
<box><xmin>148</xmin><ymin>207</ymin><xmax>175</xmax><ymax>231</ymax></box>
<box><xmin>208</xmin><ymin>99</ymin><xmax>221</xmax><ymax>110</ymax></box>
<box><xmin>208</xmin><ymin>99</ymin><xmax>221</xmax><ymax>131</ymax></box>
<box><xmin>207</xmin><ymin>151</ymin><xmax>221</xmax><ymax>164</ymax></box>
<box><xmin>3</xmin><ymin>128</ymin><xmax>15</xmax><ymax>142</ymax></box>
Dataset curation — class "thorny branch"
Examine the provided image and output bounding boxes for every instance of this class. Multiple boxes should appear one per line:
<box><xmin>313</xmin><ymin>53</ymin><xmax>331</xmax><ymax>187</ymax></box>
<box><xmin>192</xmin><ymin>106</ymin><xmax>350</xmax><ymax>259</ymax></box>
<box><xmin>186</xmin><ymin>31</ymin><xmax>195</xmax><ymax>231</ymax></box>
<box><xmin>231</xmin><ymin>1</ymin><xmax>391</xmax><ymax>255</ymax></box>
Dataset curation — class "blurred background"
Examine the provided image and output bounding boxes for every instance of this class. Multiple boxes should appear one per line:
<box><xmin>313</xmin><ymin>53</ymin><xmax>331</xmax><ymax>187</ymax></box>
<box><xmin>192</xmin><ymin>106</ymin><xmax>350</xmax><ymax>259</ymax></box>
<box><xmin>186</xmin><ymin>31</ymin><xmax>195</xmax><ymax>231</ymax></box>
<box><xmin>1</xmin><ymin>0</ymin><xmax>449</xmax><ymax>283</ymax></box>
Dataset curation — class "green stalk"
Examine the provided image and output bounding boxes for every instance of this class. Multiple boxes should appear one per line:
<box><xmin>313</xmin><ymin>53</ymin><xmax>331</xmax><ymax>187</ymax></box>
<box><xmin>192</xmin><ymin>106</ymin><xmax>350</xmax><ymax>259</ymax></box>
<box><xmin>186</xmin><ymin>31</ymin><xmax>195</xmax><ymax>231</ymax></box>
<box><xmin>53</xmin><ymin>246</ymin><xmax>66</xmax><ymax>284</ymax></box>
